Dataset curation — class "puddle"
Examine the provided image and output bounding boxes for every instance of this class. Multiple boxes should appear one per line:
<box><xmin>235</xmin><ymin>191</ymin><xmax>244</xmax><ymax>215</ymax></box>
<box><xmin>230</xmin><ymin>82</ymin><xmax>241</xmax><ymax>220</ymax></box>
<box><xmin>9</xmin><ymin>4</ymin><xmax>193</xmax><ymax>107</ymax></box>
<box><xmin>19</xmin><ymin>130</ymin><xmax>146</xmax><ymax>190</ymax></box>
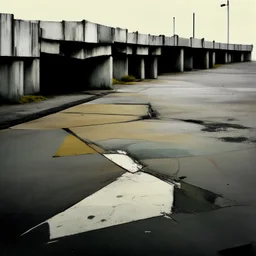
<box><xmin>173</xmin><ymin>181</ymin><xmax>235</xmax><ymax>213</ymax></box>
<box><xmin>22</xmin><ymin>172</ymin><xmax>174</xmax><ymax>240</ymax></box>
<box><xmin>103</xmin><ymin>150</ymin><xmax>143</xmax><ymax>173</ymax></box>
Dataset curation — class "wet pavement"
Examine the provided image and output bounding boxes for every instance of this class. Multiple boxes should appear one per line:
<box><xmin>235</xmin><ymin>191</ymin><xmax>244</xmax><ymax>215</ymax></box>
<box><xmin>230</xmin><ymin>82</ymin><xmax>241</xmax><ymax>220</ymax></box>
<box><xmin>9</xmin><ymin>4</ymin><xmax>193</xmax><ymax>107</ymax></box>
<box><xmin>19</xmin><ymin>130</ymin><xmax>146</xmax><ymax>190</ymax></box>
<box><xmin>0</xmin><ymin>62</ymin><xmax>256</xmax><ymax>255</ymax></box>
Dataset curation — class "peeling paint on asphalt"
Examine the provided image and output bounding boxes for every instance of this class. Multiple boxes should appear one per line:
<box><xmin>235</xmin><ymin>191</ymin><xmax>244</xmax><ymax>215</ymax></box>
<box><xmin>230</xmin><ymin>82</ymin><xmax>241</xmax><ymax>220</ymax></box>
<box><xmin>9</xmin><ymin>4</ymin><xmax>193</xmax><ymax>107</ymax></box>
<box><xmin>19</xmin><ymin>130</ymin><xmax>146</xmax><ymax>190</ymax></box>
<box><xmin>103</xmin><ymin>152</ymin><xmax>143</xmax><ymax>173</ymax></box>
<box><xmin>22</xmin><ymin>172</ymin><xmax>174</xmax><ymax>240</ymax></box>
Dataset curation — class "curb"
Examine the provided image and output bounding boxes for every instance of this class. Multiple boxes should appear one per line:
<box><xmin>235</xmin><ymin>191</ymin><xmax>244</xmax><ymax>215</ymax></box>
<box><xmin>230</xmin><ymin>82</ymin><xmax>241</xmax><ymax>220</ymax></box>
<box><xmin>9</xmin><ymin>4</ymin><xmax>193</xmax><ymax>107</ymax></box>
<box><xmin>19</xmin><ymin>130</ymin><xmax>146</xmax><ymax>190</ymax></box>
<box><xmin>0</xmin><ymin>92</ymin><xmax>110</xmax><ymax>130</ymax></box>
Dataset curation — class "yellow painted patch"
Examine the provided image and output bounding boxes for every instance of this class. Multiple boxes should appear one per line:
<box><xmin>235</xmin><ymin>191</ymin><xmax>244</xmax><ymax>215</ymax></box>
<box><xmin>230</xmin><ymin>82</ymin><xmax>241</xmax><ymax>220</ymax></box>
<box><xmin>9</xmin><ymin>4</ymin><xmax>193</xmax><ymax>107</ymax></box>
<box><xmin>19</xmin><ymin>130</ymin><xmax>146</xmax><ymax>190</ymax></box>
<box><xmin>55</xmin><ymin>134</ymin><xmax>97</xmax><ymax>157</ymax></box>
<box><xmin>11</xmin><ymin>113</ymin><xmax>139</xmax><ymax>130</ymax></box>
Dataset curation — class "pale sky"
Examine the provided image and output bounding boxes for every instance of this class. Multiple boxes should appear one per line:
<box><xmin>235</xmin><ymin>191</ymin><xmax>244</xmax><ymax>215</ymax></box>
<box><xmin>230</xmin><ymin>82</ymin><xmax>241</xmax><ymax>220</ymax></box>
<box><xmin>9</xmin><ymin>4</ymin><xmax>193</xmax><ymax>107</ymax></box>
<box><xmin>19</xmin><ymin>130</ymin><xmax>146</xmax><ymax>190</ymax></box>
<box><xmin>0</xmin><ymin>0</ymin><xmax>255</xmax><ymax>59</ymax></box>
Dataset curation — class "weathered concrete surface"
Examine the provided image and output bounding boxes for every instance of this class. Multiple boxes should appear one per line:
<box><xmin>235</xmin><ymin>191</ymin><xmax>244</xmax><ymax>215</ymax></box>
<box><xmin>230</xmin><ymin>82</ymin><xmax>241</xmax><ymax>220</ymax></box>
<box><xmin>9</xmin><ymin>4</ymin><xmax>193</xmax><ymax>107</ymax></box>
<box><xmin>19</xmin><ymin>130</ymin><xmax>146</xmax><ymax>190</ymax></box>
<box><xmin>1</xmin><ymin>62</ymin><xmax>256</xmax><ymax>255</ymax></box>
<box><xmin>0</xmin><ymin>128</ymin><xmax>125</xmax><ymax>243</ymax></box>
<box><xmin>0</xmin><ymin>92</ymin><xmax>110</xmax><ymax>129</ymax></box>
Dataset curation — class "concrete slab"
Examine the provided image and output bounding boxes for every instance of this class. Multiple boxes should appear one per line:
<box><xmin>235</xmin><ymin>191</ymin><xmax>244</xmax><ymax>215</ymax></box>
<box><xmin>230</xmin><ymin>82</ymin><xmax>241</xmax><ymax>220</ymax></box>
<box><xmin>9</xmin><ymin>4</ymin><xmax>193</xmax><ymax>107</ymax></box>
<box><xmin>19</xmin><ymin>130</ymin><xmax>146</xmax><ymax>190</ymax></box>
<box><xmin>0</xmin><ymin>128</ymin><xmax>125</xmax><ymax>239</ymax></box>
<box><xmin>11</xmin><ymin>113</ymin><xmax>140</xmax><ymax>130</ymax></box>
<box><xmin>62</xmin><ymin>104</ymin><xmax>148</xmax><ymax>116</ymax></box>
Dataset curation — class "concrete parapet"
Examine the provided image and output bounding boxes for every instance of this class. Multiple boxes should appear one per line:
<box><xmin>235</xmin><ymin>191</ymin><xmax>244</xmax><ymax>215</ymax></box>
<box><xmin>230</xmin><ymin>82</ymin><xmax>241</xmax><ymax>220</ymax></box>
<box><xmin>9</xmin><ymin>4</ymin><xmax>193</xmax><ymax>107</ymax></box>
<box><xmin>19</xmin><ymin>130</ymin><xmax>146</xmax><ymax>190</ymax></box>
<box><xmin>191</xmin><ymin>38</ymin><xmax>202</xmax><ymax>48</ymax></box>
<box><xmin>114</xmin><ymin>28</ymin><xmax>127</xmax><ymax>43</ymax></box>
<box><xmin>64</xmin><ymin>21</ymin><xmax>84</xmax><ymax>42</ymax></box>
<box><xmin>149</xmin><ymin>35</ymin><xmax>162</xmax><ymax>46</ymax></box>
<box><xmin>204</xmin><ymin>40</ymin><xmax>214</xmax><ymax>49</ymax></box>
<box><xmin>178</xmin><ymin>37</ymin><xmax>190</xmax><ymax>47</ymax></box>
<box><xmin>127</xmin><ymin>32</ymin><xmax>137</xmax><ymax>44</ymax></box>
<box><xmin>14</xmin><ymin>20</ymin><xmax>40</xmax><ymax>57</ymax></box>
<box><xmin>137</xmin><ymin>33</ymin><xmax>149</xmax><ymax>45</ymax></box>
<box><xmin>98</xmin><ymin>24</ymin><xmax>114</xmax><ymax>44</ymax></box>
<box><xmin>84</xmin><ymin>21</ymin><xmax>98</xmax><ymax>43</ymax></box>
<box><xmin>0</xmin><ymin>14</ymin><xmax>13</xmax><ymax>56</ymax></box>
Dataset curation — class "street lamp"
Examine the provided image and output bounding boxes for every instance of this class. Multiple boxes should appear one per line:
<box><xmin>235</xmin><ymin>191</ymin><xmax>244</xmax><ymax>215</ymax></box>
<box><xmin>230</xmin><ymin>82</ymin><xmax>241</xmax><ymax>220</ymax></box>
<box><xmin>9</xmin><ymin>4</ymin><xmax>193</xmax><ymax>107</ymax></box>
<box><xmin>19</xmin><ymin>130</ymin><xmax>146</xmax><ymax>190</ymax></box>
<box><xmin>220</xmin><ymin>0</ymin><xmax>230</xmax><ymax>48</ymax></box>
<box><xmin>173</xmin><ymin>17</ymin><xmax>176</xmax><ymax>36</ymax></box>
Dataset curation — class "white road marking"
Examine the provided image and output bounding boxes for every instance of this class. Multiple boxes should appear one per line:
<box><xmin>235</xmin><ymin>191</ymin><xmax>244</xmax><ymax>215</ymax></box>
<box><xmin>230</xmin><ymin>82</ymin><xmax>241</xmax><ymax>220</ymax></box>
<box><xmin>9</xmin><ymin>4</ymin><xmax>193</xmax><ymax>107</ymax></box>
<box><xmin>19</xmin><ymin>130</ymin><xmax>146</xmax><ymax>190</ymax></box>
<box><xmin>22</xmin><ymin>172</ymin><xmax>174</xmax><ymax>240</ymax></box>
<box><xmin>103</xmin><ymin>153</ymin><xmax>143</xmax><ymax>173</ymax></box>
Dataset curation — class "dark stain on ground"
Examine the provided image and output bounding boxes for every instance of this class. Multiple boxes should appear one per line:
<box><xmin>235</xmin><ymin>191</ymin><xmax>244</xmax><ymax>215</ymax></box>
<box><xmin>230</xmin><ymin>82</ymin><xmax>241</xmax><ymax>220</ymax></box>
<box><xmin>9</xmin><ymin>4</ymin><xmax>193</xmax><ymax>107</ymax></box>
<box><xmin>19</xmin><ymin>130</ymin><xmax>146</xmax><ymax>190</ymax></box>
<box><xmin>218</xmin><ymin>242</ymin><xmax>256</xmax><ymax>255</ymax></box>
<box><xmin>101</xmin><ymin>219</ymin><xmax>107</xmax><ymax>222</ymax></box>
<box><xmin>220</xmin><ymin>136</ymin><xmax>248</xmax><ymax>143</ymax></box>
<box><xmin>219</xmin><ymin>136</ymin><xmax>256</xmax><ymax>144</ymax></box>
<box><xmin>202</xmin><ymin>122</ymin><xmax>248</xmax><ymax>132</ymax></box>
<box><xmin>226</xmin><ymin>118</ymin><xmax>237</xmax><ymax>122</ymax></box>
<box><xmin>173</xmin><ymin>181</ymin><xmax>233</xmax><ymax>214</ymax></box>
<box><xmin>180</xmin><ymin>119</ymin><xmax>249</xmax><ymax>132</ymax></box>
<box><xmin>116</xmin><ymin>195</ymin><xmax>123</xmax><ymax>198</ymax></box>
<box><xmin>87</xmin><ymin>215</ymin><xmax>95</xmax><ymax>220</ymax></box>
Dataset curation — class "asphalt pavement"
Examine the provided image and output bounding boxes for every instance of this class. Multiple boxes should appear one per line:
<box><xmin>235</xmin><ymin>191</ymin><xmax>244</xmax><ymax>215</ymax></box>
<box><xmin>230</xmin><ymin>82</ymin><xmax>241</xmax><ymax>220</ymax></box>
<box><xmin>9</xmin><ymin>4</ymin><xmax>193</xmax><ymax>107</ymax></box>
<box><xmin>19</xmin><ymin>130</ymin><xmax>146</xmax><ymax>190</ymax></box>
<box><xmin>1</xmin><ymin>62</ymin><xmax>256</xmax><ymax>256</ymax></box>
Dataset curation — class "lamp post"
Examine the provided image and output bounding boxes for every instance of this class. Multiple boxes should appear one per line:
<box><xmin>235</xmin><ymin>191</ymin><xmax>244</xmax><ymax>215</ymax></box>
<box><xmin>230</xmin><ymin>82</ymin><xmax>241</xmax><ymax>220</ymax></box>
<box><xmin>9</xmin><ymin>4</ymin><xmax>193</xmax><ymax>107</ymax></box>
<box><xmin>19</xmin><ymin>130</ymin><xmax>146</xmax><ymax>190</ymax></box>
<box><xmin>173</xmin><ymin>17</ymin><xmax>176</xmax><ymax>36</ymax></box>
<box><xmin>193</xmin><ymin>13</ymin><xmax>195</xmax><ymax>38</ymax></box>
<box><xmin>220</xmin><ymin>0</ymin><xmax>230</xmax><ymax>47</ymax></box>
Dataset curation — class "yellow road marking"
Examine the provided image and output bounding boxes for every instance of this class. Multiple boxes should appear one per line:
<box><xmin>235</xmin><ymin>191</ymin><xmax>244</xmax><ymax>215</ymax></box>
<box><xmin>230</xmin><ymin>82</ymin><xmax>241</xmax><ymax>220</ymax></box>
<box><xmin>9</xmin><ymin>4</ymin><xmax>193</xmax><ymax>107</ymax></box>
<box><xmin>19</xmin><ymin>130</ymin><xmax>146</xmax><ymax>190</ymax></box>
<box><xmin>54</xmin><ymin>134</ymin><xmax>97</xmax><ymax>157</ymax></box>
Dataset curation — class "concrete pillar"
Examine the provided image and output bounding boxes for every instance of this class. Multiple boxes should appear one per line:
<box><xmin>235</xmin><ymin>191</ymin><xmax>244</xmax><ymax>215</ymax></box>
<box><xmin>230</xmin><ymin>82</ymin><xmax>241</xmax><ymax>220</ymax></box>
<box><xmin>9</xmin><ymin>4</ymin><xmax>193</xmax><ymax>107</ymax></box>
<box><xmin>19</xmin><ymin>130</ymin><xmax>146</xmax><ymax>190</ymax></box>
<box><xmin>174</xmin><ymin>48</ymin><xmax>184</xmax><ymax>72</ymax></box>
<box><xmin>145</xmin><ymin>57</ymin><xmax>158</xmax><ymax>79</ymax></box>
<box><xmin>134</xmin><ymin>57</ymin><xmax>145</xmax><ymax>79</ymax></box>
<box><xmin>24</xmin><ymin>59</ymin><xmax>40</xmax><ymax>95</ymax></box>
<box><xmin>224</xmin><ymin>52</ymin><xmax>228</xmax><ymax>64</ymax></box>
<box><xmin>184</xmin><ymin>52</ymin><xmax>193</xmax><ymax>71</ymax></box>
<box><xmin>8</xmin><ymin>61</ymin><xmax>24</xmax><ymax>101</ymax></box>
<box><xmin>0</xmin><ymin>61</ymin><xmax>9</xmax><ymax>99</ymax></box>
<box><xmin>241</xmin><ymin>53</ymin><xmax>244</xmax><ymax>62</ymax></box>
<box><xmin>113</xmin><ymin>55</ymin><xmax>128</xmax><ymax>80</ymax></box>
<box><xmin>244</xmin><ymin>52</ymin><xmax>251</xmax><ymax>62</ymax></box>
<box><xmin>88</xmin><ymin>56</ymin><xmax>113</xmax><ymax>89</ymax></box>
<box><xmin>202</xmin><ymin>51</ymin><xmax>209</xmax><ymax>69</ymax></box>
<box><xmin>209</xmin><ymin>51</ymin><xmax>216</xmax><ymax>68</ymax></box>
<box><xmin>228</xmin><ymin>53</ymin><xmax>232</xmax><ymax>63</ymax></box>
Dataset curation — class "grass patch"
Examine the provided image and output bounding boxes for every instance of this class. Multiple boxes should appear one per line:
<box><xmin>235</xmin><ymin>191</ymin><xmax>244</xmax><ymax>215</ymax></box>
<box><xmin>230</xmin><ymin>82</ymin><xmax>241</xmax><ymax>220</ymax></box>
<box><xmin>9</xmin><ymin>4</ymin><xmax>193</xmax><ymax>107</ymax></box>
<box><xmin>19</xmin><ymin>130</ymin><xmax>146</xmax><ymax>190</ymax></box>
<box><xmin>19</xmin><ymin>95</ymin><xmax>47</xmax><ymax>104</ymax></box>
<box><xmin>113</xmin><ymin>75</ymin><xmax>137</xmax><ymax>85</ymax></box>
<box><xmin>120</xmin><ymin>75</ymin><xmax>136</xmax><ymax>82</ymax></box>
<box><xmin>213</xmin><ymin>64</ymin><xmax>222</xmax><ymax>69</ymax></box>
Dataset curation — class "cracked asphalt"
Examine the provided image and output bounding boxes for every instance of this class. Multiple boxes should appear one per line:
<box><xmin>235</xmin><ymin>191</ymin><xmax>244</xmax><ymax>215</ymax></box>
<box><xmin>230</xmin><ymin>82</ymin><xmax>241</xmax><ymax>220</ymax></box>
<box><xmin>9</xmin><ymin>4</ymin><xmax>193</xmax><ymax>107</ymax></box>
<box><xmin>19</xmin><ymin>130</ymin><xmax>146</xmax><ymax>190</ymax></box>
<box><xmin>1</xmin><ymin>62</ymin><xmax>256</xmax><ymax>255</ymax></box>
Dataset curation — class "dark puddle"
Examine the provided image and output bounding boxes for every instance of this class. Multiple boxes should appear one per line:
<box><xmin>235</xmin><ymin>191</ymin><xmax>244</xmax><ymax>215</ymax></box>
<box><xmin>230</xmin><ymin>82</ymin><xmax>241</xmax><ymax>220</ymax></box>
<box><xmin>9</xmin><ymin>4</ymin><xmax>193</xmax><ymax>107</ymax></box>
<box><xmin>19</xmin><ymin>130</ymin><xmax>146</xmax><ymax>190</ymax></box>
<box><xmin>180</xmin><ymin>119</ymin><xmax>249</xmax><ymax>132</ymax></box>
<box><xmin>220</xmin><ymin>136</ymin><xmax>248</xmax><ymax>143</ymax></box>
<box><xmin>219</xmin><ymin>136</ymin><xmax>256</xmax><ymax>143</ymax></box>
<box><xmin>173</xmin><ymin>181</ymin><xmax>235</xmax><ymax>214</ymax></box>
